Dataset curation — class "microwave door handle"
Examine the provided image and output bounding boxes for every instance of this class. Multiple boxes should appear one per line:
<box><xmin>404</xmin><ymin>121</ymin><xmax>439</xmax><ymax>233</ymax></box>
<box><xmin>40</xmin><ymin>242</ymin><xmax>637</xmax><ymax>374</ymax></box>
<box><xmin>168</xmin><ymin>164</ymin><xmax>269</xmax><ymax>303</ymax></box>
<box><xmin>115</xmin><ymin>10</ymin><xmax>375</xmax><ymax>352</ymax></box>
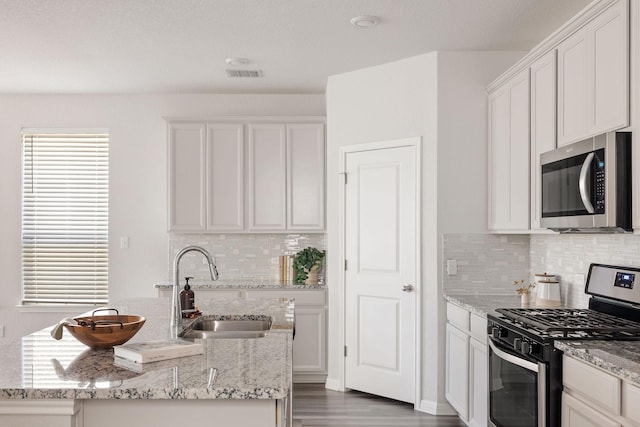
<box><xmin>579</xmin><ymin>152</ymin><xmax>596</xmax><ymax>214</ymax></box>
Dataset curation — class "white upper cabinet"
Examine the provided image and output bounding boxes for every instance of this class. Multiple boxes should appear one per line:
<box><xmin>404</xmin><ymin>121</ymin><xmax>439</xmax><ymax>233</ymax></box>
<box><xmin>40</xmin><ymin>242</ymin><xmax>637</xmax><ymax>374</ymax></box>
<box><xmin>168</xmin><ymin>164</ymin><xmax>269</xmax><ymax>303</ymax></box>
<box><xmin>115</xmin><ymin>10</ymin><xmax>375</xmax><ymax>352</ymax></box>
<box><xmin>206</xmin><ymin>124</ymin><xmax>244</xmax><ymax>231</ymax></box>
<box><xmin>557</xmin><ymin>0</ymin><xmax>629</xmax><ymax>146</ymax></box>
<box><xmin>168</xmin><ymin>122</ymin><xmax>206</xmax><ymax>231</ymax></box>
<box><xmin>168</xmin><ymin>118</ymin><xmax>325</xmax><ymax>233</ymax></box>
<box><xmin>557</xmin><ymin>27</ymin><xmax>588</xmax><ymax>145</ymax></box>
<box><xmin>287</xmin><ymin>123</ymin><xmax>325</xmax><ymax>231</ymax></box>
<box><xmin>530</xmin><ymin>51</ymin><xmax>557</xmax><ymax>230</ymax></box>
<box><xmin>488</xmin><ymin>68</ymin><xmax>531</xmax><ymax>232</ymax></box>
<box><xmin>247</xmin><ymin>124</ymin><xmax>288</xmax><ymax>231</ymax></box>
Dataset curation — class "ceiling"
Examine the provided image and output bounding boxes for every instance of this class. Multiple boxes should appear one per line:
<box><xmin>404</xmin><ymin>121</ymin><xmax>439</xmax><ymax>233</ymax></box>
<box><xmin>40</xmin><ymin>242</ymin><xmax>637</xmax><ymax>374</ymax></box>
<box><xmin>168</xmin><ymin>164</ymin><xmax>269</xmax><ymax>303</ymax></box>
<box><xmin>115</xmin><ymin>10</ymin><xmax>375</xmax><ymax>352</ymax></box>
<box><xmin>0</xmin><ymin>0</ymin><xmax>592</xmax><ymax>94</ymax></box>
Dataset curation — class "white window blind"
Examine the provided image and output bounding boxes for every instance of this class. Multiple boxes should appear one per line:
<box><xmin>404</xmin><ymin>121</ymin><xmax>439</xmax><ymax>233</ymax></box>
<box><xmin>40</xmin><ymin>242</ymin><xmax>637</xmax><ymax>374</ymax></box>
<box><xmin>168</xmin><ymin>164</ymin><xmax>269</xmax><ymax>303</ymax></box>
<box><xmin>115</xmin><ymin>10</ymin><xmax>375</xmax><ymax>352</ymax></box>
<box><xmin>22</xmin><ymin>132</ymin><xmax>109</xmax><ymax>305</ymax></box>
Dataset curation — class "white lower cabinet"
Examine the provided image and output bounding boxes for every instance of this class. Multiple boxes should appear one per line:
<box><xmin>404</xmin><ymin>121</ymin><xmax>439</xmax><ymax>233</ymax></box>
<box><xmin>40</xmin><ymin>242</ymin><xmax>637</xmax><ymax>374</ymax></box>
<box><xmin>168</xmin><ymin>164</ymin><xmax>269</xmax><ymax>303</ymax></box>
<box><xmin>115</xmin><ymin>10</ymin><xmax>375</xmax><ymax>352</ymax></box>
<box><xmin>561</xmin><ymin>354</ymin><xmax>640</xmax><ymax>427</ymax></box>
<box><xmin>445</xmin><ymin>302</ymin><xmax>487</xmax><ymax>427</ymax></box>
<box><xmin>563</xmin><ymin>393</ymin><xmax>621</xmax><ymax>427</ymax></box>
<box><xmin>468</xmin><ymin>337</ymin><xmax>487</xmax><ymax>427</ymax></box>
<box><xmin>446</xmin><ymin>323</ymin><xmax>469</xmax><ymax>419</ymax></box>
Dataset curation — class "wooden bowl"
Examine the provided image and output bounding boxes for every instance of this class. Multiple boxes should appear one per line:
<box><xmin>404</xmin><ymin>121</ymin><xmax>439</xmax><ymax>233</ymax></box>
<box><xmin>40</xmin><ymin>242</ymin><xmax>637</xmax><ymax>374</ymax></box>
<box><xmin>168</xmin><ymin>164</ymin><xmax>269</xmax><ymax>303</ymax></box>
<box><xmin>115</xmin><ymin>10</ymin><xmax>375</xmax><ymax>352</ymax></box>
<box><xmin>64</xmin><ymin>314</ymin><xmax>146</xmax><ymax>349</ymax></box>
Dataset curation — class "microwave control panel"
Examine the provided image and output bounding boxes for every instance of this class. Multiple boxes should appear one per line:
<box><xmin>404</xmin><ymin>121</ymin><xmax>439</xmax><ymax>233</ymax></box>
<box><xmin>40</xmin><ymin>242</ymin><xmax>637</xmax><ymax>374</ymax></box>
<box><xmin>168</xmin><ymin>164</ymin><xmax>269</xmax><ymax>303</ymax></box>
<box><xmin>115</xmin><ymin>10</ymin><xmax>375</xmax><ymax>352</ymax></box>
<box><xmin>595</xmin><ymin>150</ymin><xmax>605</xmax><ymax>213</ymax></box>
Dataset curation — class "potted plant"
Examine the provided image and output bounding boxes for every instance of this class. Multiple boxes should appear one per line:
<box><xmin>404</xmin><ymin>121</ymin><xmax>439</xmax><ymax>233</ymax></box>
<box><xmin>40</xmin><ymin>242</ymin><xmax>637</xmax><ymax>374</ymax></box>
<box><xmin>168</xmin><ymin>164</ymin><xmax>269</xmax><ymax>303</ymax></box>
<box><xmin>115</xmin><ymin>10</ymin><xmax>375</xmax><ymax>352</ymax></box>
<box><xmin>513</xmin><ymin>279</ymin><xmax>535</xmax><ymax>306</ymax></box>
<box><xmin>292</xmin><ymin>247</ymin><xmax>326</xmax><ymax>285</ymax></box>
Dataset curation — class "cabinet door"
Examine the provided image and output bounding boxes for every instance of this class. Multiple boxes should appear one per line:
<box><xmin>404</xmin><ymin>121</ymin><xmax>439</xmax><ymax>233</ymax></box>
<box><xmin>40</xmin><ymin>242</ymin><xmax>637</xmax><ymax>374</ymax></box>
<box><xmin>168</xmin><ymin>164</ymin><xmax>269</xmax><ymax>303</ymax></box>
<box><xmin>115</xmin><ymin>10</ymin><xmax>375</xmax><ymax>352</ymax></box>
<box><xmin>286</xmin><ymin>123</ymin><xmax>325</xmax><ymax>231</ymax></box>
<box><xmin>488</xmin><ymin>68</ymin><xmax>530</xmax><ymax>232</ymax></box>
<box><xmin>168</xmin><ymin>123</ymin><xmax>206</xmax><ymax>231</ymax></box>
<box><xmin>557</xmin><ymin>28</ymin><xmax>588</xmax><ymax>146</ymax></box>
<box><xmin>562</xmin><ymin>392</ymin><xmax>621</xmax><ymax>427</ymax></box>
<box><xmin>292</xmin><ymin>306</ymin><xmax>327</xmax><ymax>377</ymax></box>
<box><xmin>530</xmin><ymin>51</ymin><xmax>557</xmax><ymax>230</ymax></box>
<box><xmin>468</xmin><ymin>338</ymin><xmax>487</xmax><ymax>427</ymax></box>
<box><xmin>589</xmin><ymin>0</ymin><xmax>629</xmax><ymax>134</ymax></box>
<box><xmin>247</xmin><ymin>124</ymin><xmax>287</xmax><ymax>231</ymax></box>
<box><xmin>557</xmin><ymin>0</ymin><xmax>629</xmax><ymax>146</ymax></box>
<box><xmin>446</xmin><ymin>323</ymin><xmax>469</xmax><ymax>420</ymax></box>
<box><xmin>206</xmin><ymin>124</ymin><xmax>244</xmax><ymax>231</ymax></box>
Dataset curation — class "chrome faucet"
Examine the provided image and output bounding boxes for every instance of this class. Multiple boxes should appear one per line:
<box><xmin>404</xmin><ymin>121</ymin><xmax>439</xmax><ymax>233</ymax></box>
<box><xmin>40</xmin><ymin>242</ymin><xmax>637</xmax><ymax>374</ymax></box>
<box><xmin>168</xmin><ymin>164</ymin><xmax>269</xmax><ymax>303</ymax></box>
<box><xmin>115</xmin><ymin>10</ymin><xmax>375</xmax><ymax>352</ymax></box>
<box><xmin>171</xmin><ymin>246</ymin><xmax>218</xmax><ymax>328</ymax></box>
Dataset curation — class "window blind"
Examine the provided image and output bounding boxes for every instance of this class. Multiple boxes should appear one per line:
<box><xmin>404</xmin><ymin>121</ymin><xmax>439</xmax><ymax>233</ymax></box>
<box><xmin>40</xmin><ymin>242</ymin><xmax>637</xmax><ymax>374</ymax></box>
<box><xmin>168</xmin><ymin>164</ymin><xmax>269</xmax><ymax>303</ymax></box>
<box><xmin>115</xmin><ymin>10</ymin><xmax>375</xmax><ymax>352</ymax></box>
<box><xmin>22</xmin><ymin>132</ymin><xmax>109</xmax><ymax>305</ymax></box>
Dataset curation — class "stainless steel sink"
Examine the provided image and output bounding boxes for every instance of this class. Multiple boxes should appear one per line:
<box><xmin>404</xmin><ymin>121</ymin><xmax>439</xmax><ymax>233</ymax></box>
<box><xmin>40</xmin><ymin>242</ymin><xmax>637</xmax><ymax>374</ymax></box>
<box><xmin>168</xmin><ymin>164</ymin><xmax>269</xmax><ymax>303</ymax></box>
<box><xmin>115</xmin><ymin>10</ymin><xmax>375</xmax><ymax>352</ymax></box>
<box><xmin>179</xmin><ymin>318</ymin><xmax>272</xmax><ymax>339</ymax></box>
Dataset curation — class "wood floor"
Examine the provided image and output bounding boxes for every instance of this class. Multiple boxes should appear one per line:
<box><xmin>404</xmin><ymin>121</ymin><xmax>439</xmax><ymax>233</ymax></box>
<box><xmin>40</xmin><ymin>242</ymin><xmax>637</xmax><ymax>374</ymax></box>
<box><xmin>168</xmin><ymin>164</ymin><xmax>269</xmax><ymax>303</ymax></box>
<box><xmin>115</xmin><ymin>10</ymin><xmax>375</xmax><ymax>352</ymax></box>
<box><xmin>292</xmin><ymin>383</ymin><xmax>466</xmax><ymax>427</ymax></box>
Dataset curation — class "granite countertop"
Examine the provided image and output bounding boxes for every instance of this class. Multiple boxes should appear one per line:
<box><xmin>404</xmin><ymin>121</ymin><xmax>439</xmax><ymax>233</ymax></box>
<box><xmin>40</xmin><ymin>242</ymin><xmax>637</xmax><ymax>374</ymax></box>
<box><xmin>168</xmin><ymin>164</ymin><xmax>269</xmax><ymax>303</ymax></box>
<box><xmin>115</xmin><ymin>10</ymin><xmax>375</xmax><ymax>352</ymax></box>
<box><xmin>0</xmin><ymin>296</ymin><xmax>294</xmax><ymax>400</ymax></box>
<box><xmin>444</xmin><ymin>293</ymin><xmax>525</xmax><ymax>318</ymax></box>
<box><xmin>556</xmin><ymin>340</ymin><xmax>640</xmax><ymax>386</ymax></box>
<box><xmin>154</xmin><ymin>279</ymin><xmax>326</xmax><ymax>290</ymax></box>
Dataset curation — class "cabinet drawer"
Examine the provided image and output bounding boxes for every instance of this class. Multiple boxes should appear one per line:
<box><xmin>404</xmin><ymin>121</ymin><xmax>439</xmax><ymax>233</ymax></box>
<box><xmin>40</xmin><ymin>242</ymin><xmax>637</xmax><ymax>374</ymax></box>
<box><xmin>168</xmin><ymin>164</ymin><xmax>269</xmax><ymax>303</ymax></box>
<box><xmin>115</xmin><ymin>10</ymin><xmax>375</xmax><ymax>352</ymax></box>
<box><xmin>563</xmin><ymin>355</ymin><xmax>621</xmax><ymax>415</ymax></box>
<box><xmin>447</xmin><ymin>302</ymin><xmax>470</xmax><ymax>332</ymax></box>
<box><xmin>469</xmin><ymin>313</ymin><xmax>487</xmax><ymax>342</ymax></box>
<box><xmin>247</xmin><ymin>289</ymin><xmax>326</xmax><ymax>306</ymax></box>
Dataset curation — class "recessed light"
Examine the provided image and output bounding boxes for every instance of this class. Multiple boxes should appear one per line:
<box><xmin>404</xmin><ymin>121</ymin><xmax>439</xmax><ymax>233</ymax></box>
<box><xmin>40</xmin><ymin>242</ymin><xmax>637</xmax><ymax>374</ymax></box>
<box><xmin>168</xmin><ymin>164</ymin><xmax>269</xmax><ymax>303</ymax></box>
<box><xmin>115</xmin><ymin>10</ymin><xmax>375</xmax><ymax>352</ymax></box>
<box><xmin>225</xmin><ymin>57</ymin><xmax>250</xmax><ymax>66</ymax></box>
<box><xmin>350</xmin><ymin>15</ymin><xmax>380</xmax><ymax>28</ymax></box>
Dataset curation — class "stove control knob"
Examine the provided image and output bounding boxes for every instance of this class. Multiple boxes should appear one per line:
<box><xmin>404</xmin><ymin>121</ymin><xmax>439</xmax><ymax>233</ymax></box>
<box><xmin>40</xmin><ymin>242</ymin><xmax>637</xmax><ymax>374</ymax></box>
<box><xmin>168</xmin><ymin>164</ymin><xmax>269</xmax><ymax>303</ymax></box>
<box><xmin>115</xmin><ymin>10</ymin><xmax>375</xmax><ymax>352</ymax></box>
<box><xmin>521</xmin><ymin>341</ymin><xmax>531</xmax><ymax>354</ymax></box>
<box><xmin>491</xmin><ymin>326</ymin><xmax>507</xmax><ymax>339</ymax></box>
<box><xmin>513</xmin><ymin>338</ymin><xmax>522</xmax><ymax>351</ymax></box>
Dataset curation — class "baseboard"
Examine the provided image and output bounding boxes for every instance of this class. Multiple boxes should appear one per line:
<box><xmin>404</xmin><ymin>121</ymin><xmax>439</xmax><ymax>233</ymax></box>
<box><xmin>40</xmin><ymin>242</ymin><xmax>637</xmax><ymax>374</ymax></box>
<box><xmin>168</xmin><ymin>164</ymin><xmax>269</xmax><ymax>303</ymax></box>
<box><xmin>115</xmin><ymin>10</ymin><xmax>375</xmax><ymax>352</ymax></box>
<box><xmin>324</xmin><ymin>378</ymin><xmax>342</xmax><ymax>391</ymax></box>
<box><xmin>416</xmin><ymin>399</ymin><xmax>458</xmax><ymax>416</ymax></box>
<box><xmin>293</xmin><ymin>374</ymin><xmax>327</xmax><ymax>384</ymax></box>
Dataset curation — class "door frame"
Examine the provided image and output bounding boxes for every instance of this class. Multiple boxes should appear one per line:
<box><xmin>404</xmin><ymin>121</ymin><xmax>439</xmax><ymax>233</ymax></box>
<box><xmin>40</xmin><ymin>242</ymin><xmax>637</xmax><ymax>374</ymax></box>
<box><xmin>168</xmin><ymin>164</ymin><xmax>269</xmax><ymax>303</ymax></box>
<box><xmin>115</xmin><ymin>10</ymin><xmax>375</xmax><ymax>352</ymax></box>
<box><xmin>336</xmin><ymin>137</ymin><xmax>422</xmax><ymax>407</ymax></box>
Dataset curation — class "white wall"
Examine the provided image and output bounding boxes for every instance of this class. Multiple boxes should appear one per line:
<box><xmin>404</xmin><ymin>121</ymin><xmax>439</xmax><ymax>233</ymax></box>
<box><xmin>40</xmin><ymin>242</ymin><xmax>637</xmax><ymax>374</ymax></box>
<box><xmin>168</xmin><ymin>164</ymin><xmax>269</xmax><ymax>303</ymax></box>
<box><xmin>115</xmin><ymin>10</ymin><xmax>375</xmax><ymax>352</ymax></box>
<box><xmin>325</xmin><ymin>52</ymin><xmax>438</xmax><ymax>404</ymax></box>
<box><xmin>0</xmin><ymin>93</ymin><xmax>325</xmax><ymax>341</ymax></box>
<box><xmin>325</xmin><ymin>51</ymin><xmax>523</xmax><ymax>412</ymax></box>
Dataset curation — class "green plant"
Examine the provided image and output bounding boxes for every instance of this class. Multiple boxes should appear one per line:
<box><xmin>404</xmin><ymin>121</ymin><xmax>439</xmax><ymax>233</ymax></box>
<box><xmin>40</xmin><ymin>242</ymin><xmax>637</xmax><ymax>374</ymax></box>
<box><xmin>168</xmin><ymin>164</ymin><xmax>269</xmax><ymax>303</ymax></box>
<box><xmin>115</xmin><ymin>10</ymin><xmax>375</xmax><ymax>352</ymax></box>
<box><xmin>292</xmin><ymin>247</ymin><xmax>326</xmax><ymax>283</ymax></box>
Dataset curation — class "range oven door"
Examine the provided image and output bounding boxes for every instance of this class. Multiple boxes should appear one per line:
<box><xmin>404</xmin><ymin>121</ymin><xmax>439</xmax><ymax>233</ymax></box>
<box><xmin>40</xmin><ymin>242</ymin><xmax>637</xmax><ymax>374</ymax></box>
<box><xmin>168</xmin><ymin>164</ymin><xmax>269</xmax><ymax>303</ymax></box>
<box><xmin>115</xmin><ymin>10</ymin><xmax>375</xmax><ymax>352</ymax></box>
<box><xmin>488</xmin><ymin>338</ymin><xmax>546</xmax><ymax>427</ymax></box>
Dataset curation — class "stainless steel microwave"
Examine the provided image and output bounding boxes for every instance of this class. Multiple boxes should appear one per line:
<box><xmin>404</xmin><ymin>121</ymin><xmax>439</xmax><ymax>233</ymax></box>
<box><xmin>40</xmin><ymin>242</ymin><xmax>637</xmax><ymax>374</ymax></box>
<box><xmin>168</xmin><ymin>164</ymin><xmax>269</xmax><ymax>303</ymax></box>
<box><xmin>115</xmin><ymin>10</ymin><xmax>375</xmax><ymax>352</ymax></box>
<box><xmin>540</xmin><ymin>132</ymin><xmax>632</xmax><ymax>233</ymax></box>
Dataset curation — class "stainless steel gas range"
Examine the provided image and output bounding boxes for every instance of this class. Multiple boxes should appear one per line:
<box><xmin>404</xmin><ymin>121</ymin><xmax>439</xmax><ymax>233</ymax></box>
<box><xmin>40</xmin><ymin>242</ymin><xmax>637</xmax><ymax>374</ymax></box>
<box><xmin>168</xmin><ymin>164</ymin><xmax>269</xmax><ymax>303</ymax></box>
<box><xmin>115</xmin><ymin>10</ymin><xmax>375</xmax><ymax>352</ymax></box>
<box><xmin>487</xmin><ymin>263</ymin><xmax>640</xmax><ymax>427</ymax></box>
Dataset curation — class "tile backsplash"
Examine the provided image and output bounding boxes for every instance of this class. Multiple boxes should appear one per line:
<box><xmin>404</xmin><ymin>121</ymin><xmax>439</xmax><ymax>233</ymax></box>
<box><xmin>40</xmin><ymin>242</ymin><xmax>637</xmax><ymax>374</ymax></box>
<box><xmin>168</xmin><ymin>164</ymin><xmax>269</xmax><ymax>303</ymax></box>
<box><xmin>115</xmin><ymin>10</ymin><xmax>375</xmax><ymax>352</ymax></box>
<box><xmin>442</xmin><ymin>234</ymin><xmax>530</xmax><ymax>295</ymax></box>
<box><xmin>531</xmin><ymin>234</ymin><xmax>640</xmax><ymax>308</ymax></box>
<box><xmin>168</xmin><ymin>233</ymin><xmax>326</xmax><ymax>282</ymax></box>
<box><xmin>443</xmin><ymin>232</ymin><xmax>640</xmax><ymax>308</ymax></box>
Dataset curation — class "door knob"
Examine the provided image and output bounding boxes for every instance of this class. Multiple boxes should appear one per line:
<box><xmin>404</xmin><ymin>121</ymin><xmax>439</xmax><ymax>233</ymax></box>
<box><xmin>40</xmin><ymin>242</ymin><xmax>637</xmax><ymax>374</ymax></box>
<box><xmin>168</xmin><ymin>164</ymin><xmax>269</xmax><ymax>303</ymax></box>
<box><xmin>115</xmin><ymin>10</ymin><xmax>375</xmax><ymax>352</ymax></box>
<box><xmin>402</xmin><ymin>284</ymin><xmax>413</xmax><ymax>292</ymax></box>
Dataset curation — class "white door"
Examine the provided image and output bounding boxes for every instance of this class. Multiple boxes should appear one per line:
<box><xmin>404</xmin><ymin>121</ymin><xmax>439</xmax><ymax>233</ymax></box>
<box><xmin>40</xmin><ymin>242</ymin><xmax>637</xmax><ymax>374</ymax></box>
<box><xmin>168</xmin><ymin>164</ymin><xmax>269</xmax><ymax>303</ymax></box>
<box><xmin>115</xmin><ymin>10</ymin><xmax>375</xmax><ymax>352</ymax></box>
<box><xmin>344</xmin><ymin>144</ymin><xmax>417</xmax><ymax>404</ymax></box>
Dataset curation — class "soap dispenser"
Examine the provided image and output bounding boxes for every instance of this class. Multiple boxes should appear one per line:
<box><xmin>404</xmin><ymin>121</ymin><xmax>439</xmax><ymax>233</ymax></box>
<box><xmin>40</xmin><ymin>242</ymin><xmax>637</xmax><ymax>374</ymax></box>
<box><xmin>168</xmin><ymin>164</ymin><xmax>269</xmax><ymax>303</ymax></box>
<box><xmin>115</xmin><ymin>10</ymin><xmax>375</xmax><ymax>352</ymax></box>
<box><xmin>180</xmin><ymin>276</ymin><xmax>195</xmax><ymax>317</ymax></box>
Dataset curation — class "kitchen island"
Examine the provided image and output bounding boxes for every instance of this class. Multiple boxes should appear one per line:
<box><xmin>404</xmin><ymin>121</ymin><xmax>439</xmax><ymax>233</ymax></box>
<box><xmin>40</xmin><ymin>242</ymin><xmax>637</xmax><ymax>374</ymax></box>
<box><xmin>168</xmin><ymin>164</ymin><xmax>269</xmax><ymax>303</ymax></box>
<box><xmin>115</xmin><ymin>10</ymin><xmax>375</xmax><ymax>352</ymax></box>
<box><xmin>0</xmin><ymin>297</ymin><xmax>294</xmax><ymax>427</ymax></box>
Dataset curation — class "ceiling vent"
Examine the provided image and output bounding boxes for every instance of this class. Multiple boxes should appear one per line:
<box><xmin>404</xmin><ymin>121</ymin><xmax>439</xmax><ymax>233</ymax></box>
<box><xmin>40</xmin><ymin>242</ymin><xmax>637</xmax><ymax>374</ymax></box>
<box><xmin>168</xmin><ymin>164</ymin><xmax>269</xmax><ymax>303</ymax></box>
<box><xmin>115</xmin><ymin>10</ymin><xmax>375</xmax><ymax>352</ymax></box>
<box><xmin>225</xmin><ymin>69</ymin><xmax>263</xmax><ymax>78</ymax></box>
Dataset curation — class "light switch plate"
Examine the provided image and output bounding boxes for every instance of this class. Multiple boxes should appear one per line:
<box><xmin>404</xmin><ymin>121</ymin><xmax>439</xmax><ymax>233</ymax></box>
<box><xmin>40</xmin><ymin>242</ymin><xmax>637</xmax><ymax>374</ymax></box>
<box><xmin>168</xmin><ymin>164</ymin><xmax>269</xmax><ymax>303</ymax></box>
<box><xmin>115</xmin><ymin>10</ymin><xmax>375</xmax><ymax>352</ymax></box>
<box><xmin>446</xmin><ymin>259</ymin><xmax>458</xmax><ymax>276</ymax></box>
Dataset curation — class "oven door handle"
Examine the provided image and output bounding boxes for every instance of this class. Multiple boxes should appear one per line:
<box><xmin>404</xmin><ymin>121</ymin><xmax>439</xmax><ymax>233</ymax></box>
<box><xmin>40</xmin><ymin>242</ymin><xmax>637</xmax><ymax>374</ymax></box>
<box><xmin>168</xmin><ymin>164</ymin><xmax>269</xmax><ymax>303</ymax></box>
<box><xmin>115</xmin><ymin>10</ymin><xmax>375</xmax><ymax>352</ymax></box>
<box><xmin>488</xmin><ymin>338</ymin><xmax>539</xmax><ymax>372</ymax></box>
<box><xmin>579</xmin><ymin>152</ymin><xmax>596</xmax><ymax>214</ymax></box>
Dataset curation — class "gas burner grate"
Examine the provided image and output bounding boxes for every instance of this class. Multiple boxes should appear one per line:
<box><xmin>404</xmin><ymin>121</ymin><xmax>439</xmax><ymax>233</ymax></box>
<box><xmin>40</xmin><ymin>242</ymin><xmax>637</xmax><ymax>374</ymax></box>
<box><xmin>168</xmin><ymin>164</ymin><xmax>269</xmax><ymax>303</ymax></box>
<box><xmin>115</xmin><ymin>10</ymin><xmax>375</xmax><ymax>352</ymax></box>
<box><xmin>496</xmin><ymin>308</ymin><xmax>640</xmax><ymax>338</ymax></box>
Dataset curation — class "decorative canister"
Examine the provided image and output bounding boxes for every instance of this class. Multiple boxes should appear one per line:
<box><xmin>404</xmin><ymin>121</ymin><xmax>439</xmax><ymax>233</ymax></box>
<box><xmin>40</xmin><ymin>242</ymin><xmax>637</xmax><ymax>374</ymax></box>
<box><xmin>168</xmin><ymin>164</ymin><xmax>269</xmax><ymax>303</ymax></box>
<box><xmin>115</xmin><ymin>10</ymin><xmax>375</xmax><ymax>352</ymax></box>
<box><xmin>535</xmin><ymin>273</ymin><xmax>561</xmax><ymax>307</ymax></box>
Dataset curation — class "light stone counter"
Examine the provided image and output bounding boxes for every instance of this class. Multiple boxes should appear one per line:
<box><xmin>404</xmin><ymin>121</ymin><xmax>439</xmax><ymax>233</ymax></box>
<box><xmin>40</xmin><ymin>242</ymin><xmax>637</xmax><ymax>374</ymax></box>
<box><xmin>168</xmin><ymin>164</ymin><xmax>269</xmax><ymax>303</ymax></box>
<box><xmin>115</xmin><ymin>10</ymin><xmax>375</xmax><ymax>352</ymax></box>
<box><xmin>444</xmin><ymin>293</ymin><xmax>524</xmax><ymax>318</ymax></box>
<box><xmin>555</xmin><ymin>340</ymin><xmax>640</xmax><ymax>387</ymax></box>
<box><xmin>155</xmin><ymin>279</ymin><xmax>326</xmax><ymax>290</ymax></box>
<box><xmin>0</xmin><ymin>296</ymin><xmax>294</xmax><ymax>401</ymax></box>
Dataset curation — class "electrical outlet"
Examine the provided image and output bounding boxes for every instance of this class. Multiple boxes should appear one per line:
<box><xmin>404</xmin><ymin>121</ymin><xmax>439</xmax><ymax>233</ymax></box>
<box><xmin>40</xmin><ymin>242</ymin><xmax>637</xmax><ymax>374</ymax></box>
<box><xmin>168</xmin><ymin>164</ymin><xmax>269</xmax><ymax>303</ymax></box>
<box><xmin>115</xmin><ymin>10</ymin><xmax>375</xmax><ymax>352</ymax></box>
<box><xmin>120</xmin><ymin>236</ymin><xmax>129</xmax><ymax>249</ymax></box>
<box><xmin>446</xmin><ymin>259</ymin><xmax>458</xmax><ymax>276</ymax></box>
